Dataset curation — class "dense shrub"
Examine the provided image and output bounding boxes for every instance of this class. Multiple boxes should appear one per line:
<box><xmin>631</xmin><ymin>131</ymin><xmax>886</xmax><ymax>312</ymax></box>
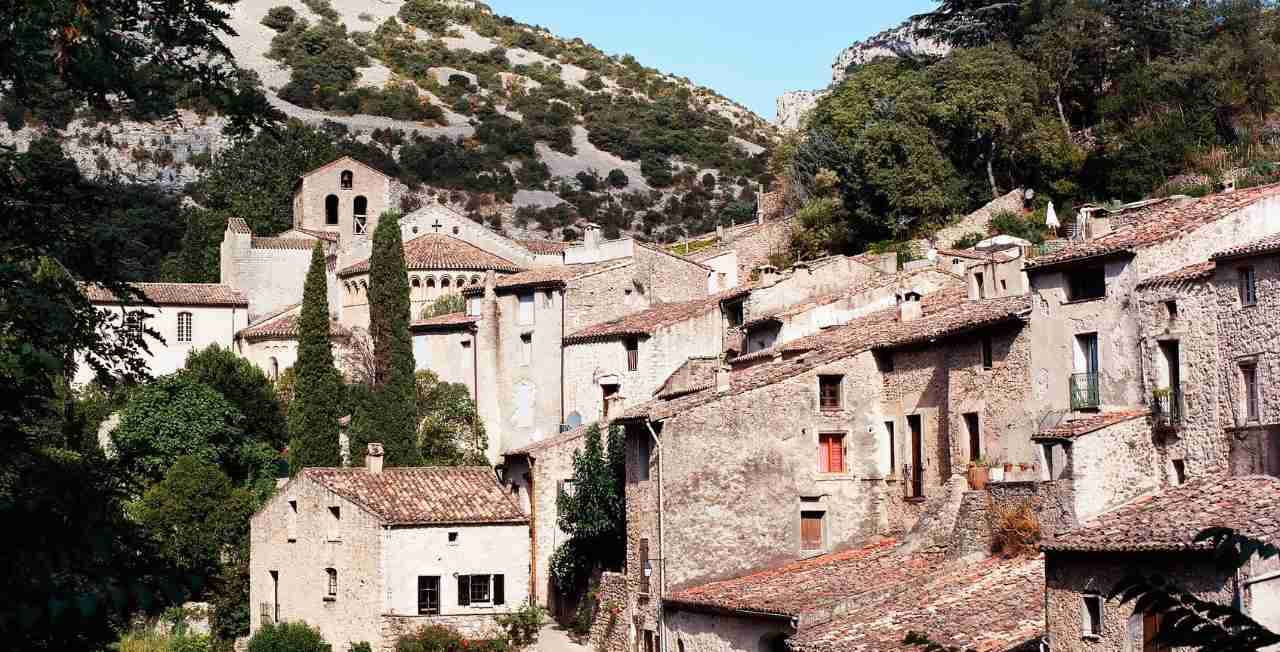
<box><xmin>395</xmin><ymin>625</ymin><xmax>509</xmax><ymax>652</ymax></box>
<box><xmin>247</xmin><ymin>622</ymin><xmax>332</xmax><ymax>652</ymax></box>
<box><xmin>606</xmin><ymin>168</ymin><xmax>629</xmax><ymax>188</ymax></box>
<box><xmin>495</xmin><ymin>601</ymin><xmax>548</xmax><ymax>648</ymax></box>
<box><xmin>988</xmin><ymin>209</ymin><xmax>1047</xmax><ymax>245</ymax></box>
<box><xmin>261</xmin><ymin>6</ymin><xmax>297</xmax><ymax>31</ymax></box>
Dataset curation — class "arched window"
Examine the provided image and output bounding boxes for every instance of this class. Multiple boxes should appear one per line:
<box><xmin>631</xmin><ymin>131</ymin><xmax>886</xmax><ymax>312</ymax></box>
<box><xmin>353</xmin><ymin>196</ymin><xmax>368</xmax><ymax>235</ymax></box>
<box><xmin>325</xmin><ymin>194</ymin><xmax>339</xmax><ymax>225</ymax></box>
<box><xmin>177</xmin><ymin>311</ymin><xmax>193</xmax><ymax>343</ymax></box>
<box><xmin>325</xmin><ymin>568</ymin><xmax>337</xmax><ymax>598</ymax></box>
<box><xmin>269</xmin><ymin>357</ymin><xmax>279</xmax><ymax>381</ymax></box>
<box><xmin>441</xmin><ymin>277</ymin><xmax>451</xmax><ymax>290</ymax></box>
<box><xmin>340</xmin><ymin>170</ymin><xmax>353</xmax><ymax>190</ymax></box>
<box><xmin>425</xmin><ymin>276</ymin><xmax>436</xmax><ymax>289</ymax></box>
<box><xmin>470</xmin><ymin>275</ymin><xmax>480</xmax><ymax>285</ymax></box>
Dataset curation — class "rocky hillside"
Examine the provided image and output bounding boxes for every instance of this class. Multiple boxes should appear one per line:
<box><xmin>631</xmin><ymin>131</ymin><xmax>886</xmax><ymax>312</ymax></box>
<box><xmin>776</xmin><ymin>19</ymin><xmax>948</xmax><ymax>129</ymax></box>
<box><xmin>1</xmin><ymin>0</ymin><xmax>775</xmax><ymax>243</ymax></box>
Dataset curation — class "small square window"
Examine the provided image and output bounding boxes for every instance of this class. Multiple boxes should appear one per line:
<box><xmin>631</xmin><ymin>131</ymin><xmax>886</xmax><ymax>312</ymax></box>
<box><xmin>981</xmin><ymin>337</ymin><xmax>994</xmax><ymax>369</ymax></box>
<box><xmin>1164</xmin><ymin>300</ymin><xmax>1177</xmax><ymax>320</ymax></box>
<box><xmin>818</xmin><ymin>375</ymin><xmax>843</xmax><ymax>410</ymax></box>
<box><xmin>447</xmin><ymin>531</ymin><xmax>458</xmax><ymax>544</ymax></box>
<box><xmin>1082</xmin><ymin>594</ymin><xmax>1103</xmax><ymax>637</ymax></box>
<box><xmin>1067</xmin><ymin>267</ymin><xmax>1106</xmax><ymax>301</ymax></box>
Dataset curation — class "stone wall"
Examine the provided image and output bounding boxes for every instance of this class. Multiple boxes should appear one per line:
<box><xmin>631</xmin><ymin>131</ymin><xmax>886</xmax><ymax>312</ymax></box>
<box><xmin>1070</xmin><ymin>417</ymin><xmax>1161</xmax><ymax>523</ymax></box>
<box><xmin>665</xmin><ymin>609</ymin><xmax>792</xmax><ymax>652</ymax></box>
<box><xmin>380</xmin><ymin>614</ymin><xmax>503</xmax><ymax>649</ymax></box>
<box><xmin>928</xmin><ymin>190</ymin><xmax>1025</xmax><ymax>250</ymax></box>
<box><xmin>295</xmin><ymin>159</ymin><xmax>392</xmax><ymax>239</ymax></box>
<box><xmin>74</xmin><ymin>302</ymin><xmax>249</xmax><ymax>386</ymax></box>
<box><xmin>1213</xmin><ymin>251</ymin><xmax>1280</xmax><ymax>432</ymax></box>
<box><xmin>588</xmin><ymin>572</ymin><xmax>630</xmax><ymax>652</ymax></box>
<box><xmin>501</xmin><ymin>434</ymin><xmax>582</xmax><ymax>616</ymax></box>
<box><xmin>220</xmin><ymin>228</ymin><xmax>314</xmax><ymax>323</ymax></box>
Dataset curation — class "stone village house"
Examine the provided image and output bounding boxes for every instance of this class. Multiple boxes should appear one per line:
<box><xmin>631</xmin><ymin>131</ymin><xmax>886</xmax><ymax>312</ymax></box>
<box><xmin>249</xmin><ymin>444</ymin><xmax>530</xmax><ymax>651</ymax></box>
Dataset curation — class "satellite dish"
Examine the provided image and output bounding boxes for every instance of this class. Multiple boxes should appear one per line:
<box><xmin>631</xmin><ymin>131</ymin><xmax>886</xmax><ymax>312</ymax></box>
<box><xmin>566</xmin><ymin>412</ymin><xmax>583</xmax><ymax>428</ymax></box>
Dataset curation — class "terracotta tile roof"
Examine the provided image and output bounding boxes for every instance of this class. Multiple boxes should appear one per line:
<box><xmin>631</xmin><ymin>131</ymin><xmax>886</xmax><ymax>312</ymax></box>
<box><xmin>461</xmin><ymin>260</ymin><xmax>630</xmax><ymax>296</ymax></box>
<box><xmin>516</xmin><ymin>238</ymin><xmax>572</xmax><ymax>255</ymax></box>
<box><xmin>237</xmin><ymin>304</ymin><xmax>351</xmax><ymax>342</ymax></box>
<box><xmin>1137</xmin><ymin>260</ymin><xmax>1216</xmax><ymax>288</ymax></box>
<box><xmin>299</xmin><ymin>155</ymin><xmax>390</xmax><ymax>182</ymax></box>
<box><xmin>228</xmin><ymin>217</ymin><xmax>253</xmax><ymax>234</ymax></box>
<box><xmin>411</xmin><ymin>311</ymin><xmax>479</xmax><ymax>331</ymax></box>
<box><xmin>252</xmin><ymin>237</ymin><xmax>316</xmax><ymax>250</ymax></box>
<box><xmin>1025</xmin><ymin>183</ymin><xmax>1280</xmax><ymax>271</ymax></box>
<box><xmin>1213</xmin><ymin>231</ymin><xmax>1280</xmax><ymax>260</ymax></box>
<box><xmin>622</xmin><ymin>291</ymin><xmax>1030</xmax><ymax>422</ymax></box>
<box><xmin>505</xmin><ymin>424</ymin><xmax>590</xmax><ymax>457</ymax></box>
<box><xmin>339</xmin><ymin>234</ymin><xmax>522</xmax><ymax>277</ymax></box>
<box><xmin>1032</xmin><ymin>409</ymin><xmax>1149</xmax><ymax>441</ymax></box>
<box><xmin>295</xmin><ymin>228</ymin><xmax>339</xmax><ymax>242</ymax></box>
<box><xmin>83</xmin><ymin>282</ymin><xmax>248</xmax><ymax>307</ymax></box>
<box><xmin>788</xmin><ymin>555</ymin><xmax>1045</xmax><ymax>652</ymax></box>
<box><xmin>1044</xmin><ymin>475</ymin><xmax>1280</xmax><ymax>552</ymax></box>
<box><xmin>935</xmin><ymin>248</ymin><xmax>990</xmax><ymax>261</ymax></box>
<box><xmin>301</xmin><ymin>467</ymin><xmax>527</xmax><ymax>525</ymax></box>
<box><xmin>563</xmin><ymin>291</ymin><xmax>737</xmax><ymax>344</ymax></box>
<box><xmin>666</xmin><ymin>538</ymin><xmax>907</xmax><ymax>617</ymax></box>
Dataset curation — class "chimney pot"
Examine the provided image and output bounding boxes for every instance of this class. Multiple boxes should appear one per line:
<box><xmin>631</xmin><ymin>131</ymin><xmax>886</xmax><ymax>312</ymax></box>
<box><xmin>584</xmin><ymin>223</ymin><xmax>601</xmax><ymax>250</ymax></box>
<box><xmin>757</xmin><ymin>264</ymin><xmax>780</xmax><ymax>286</ymax></box>
<box><xmin>366</xmin><ymin>442</ymin><xmax>384</xmax><ymax>474</ymax></box>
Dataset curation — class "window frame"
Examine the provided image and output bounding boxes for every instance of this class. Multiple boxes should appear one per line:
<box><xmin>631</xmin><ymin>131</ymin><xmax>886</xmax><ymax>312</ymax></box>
<box><xmin>325</xmin><ymin>568</ymin><xmax>337</xmax><ymax>601</ymax></box>
<box><xmin>1082</xmin><ymin>593</ymin><xmax>1103</xmax><ymax>638</ymax></box>
<box><xmin>417</xmin><ymin>576</ymin><xmax>440</xmax><ymax>615</ymax></box>
<box><xmin>799</xmin><ymin>511</ymin><xmax>825</xmax><ymax>552</ymax></box>
<box><xmin>517</xmin><ymin>292</ymin><xmax>535</xmax><ymax>326</ymax></box>
<box><xmin>1066</xmin><ymin>266</ymin><xmax>1107</xmax><ymax>302</ymax></box>
<box><xmin>1239</xmin><ymin>266</ymin><xmax>1258</xmax><ymax>307</ymax></box>
<box><xmin>177</xmin><ymin>311</ymin><xmax>193</xmax><ymax>343</ymax></box>
<box><xmin>981</xmin><ymin>336</ymin><xmax>994</xmax><ymax>369</ymax></box>
<box><xmin>818</xmin><ymin>432</ymin><xmax>846</xmax><ymax>474</ymax></box>
<box><xmin>1242</xmin><ymin>362</ymin><xmax>1260</xmax><ymax>423</ymax></box>
<box><xmin>964</xmin><ymin>412</ymin><xmax>981</xmax><ymax>463</ymax></box>
<box><xmin>625</xmin><ymin>337</ymin><xmax>639</xmax><ymax>372</ymax></box>
<box><xmin>818</xmin><ymin>374</ymin><xmax>843</xmax><ymax>411</ymax></box>
<box><xmin>635</xmin><ymin>430</ymin><xmax>652</xmax><ymax>482</ymax></box>
<box><xmin>520</xmin><ymin>333</ymin><xmax>532</xmax><ymax>366</ymax></box>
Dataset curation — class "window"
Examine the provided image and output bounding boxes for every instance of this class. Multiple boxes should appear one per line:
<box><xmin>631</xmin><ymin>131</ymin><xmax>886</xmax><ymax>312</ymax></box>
<box><xmin>885</xmin><ymin>421</ymin><xmax>896</xmax><ymax>476</ymax></box>
<box><xmin>1165</xmin><ymin>300</ymin><xmax>1177</xmax><ymax>320</ymax></box>
<box><xmin>818</xmin><ymin>375</ymin><xmax>843</xmax><ymax>410</ymax></box>
<box><xmin>177</xmin><ymin>312</ymin><xmax>193</xmax><ymax>343</ymax></box>
<box><xmin>636</xmin><ymin>430</ymin><xmax>652</xmax><ymax>481</ymax></box>
<box><xmin>325</xmin><ymin>194</ymin><xmax>339</xmax><ymax>225</ymax></box>
<box><xmin>724</xmin><ymin>300</ymin><xmax>744</xmax><ymax>328</ymax></box>
<box><xmin>448</xmin><ymin>531</ymin><xmax>458</xmax><ymax>544</ymax></box>
<box><xmin>1242</xmin><ymin>363</ymin><xmax>1260</xmax><ymax>423</ymax></box>
<box><xmin>517</xmin><ymin>292</ymin><xmax>535</xmax><ymax>325</ymax></box>
<box><xmin>461</xmin><ymin>340</ymin><xmax>471</xmax><ymax>349</ymax></box>
<box><xmin>1082</xmin><ymin>594</ymin><xmax>1103</xmax><ymax>638</ymax></box>
<box><xmin>639</xmin><ymin>537</ymin><xmax>651</xmax><ymax>594</ymax></box>
<box><xmin>1239</xmin><ymin>266</ymin><xmax>1257</xmax><ymax>306</ymax></box>
<box><xmin>875</xmin><ymin>350</ymin><xmax>894</xmax><ymax>372</ymax></box>
<box><xmin>981</xmin><ymin>337</ymin><xmax>994</xmax><ymax>369</ymax></box>
<box><xmin>520</xmin><ymin>333</ymin><xmax>532</xmax><ymax>366</ymax></box>
<box><xmin>625</xmin><ymin>337</ymin><xmax>639</xmax><ymax>372</ymax></box>
<box><xmin>287</xmin><ymin>500</ymin><xmax>298</xmax><ymax>542</ymax></box>
<box><xmin>541</xmin><ymin>289</ymin><xmax>554</xmax><ymax>308</ymax></box>
<box><xmin>1067</xmin><ymin>267</ymin><xmax>1107</xmax><ymax>301</ymax></box>
<box><xmin>1171</xmin><ymin>459</ymin><xmax>1187</xmax><ymax>485</ymax></box>
<box><xmin>327</xmin><ymin>506</ymin><xmax>341</xmax><ymax>541</ymax></box>
<box><xmin>974</xmin><ymin>272</ymin><xmax>986</xmax><ymax>299</ymax></box>
<box><xmin>602</xmin><ymin>383</ymin><xmax>620</xmax><ymax>418</ymax></box>
<box><xmin>467</xmin><ymin>297</ymin><xmax>481</xmax><ymax>316</ymax></box>
<box><xmin>819</xmin><ymin>433</ymin><xmax>845</xmax><ymax>473</ymax></box>
<box><xmin>325</xmin><ymin>568</ymin><xmax>337</xmax><ymax>600</ymax></box>
<box><xmin>965</xmin><ymin>413</ymin><xmax>981</xmax><ymax>463</ymax></box>
<box><xmin>124</xmin><ymin>311</ymin><xmax>146</xmax><ymax>339</ymax></box>
<box><xmin>457</xmin><ymin>574</ymin><xmax>503</xmax><ymax>606</ymax></box>
<box><xmin>1072</xmin><ymin>333</ymin><xmax>1101</xmax><ymax>410</ymax></box>
<box><xmin>800</xmin><ymin>511</ymin><xmax>824</xmax><ymax>551</ymax></box>
<box><xmin>557</xmin><ymin>478</ymin><xmax>576</xmax><ymax>498</ymax></box>
<box><xmin>267</xmin><ymin>570</ymin><xmax>279</xmax><ymax>624</ymax></box>
<box><xmin>908</xmin><ymin>414</ymin><xmax>924</xmax><ymax>498</ymax></box>
<box><xmin>269</xmin><ymin>357</ymin><xmax>279</xmax><ymax>381</ymax></box>
<box><xmin>417</xmin><ymin>576</ymin><xmax>440</xmax><ymax>615</ymax></box>
<box><xmin>340</xmin><ymin>170</ymin><xmax>353</xmax><ymax>189</ymax></box>
<box><xmin>353</xmin><ymin>196</ymin><xmax>368</xmax><ymax>235</ymax></box>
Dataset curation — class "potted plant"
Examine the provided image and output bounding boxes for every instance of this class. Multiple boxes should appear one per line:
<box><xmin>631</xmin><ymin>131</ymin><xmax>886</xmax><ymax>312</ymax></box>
<box><xmin>988</xmin><ymin>457</ymin><xmax>1006</xmax><ymax>482</ymax></box>
<box><xmin>967</xmin><ymin>458</ymin><xmax>990</xmax><ymax>490</ymax></box>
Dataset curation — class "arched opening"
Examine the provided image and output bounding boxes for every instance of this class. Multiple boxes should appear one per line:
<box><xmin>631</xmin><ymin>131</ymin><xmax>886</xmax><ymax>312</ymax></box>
<box><xmin>470</xmin><ymin>275</ymin><xmax>480</xmax><ymax>285</ymax></box>
<box><xmin>353</xmin><ymin>195</ymin><xmax>368</xmax><ymax>235</ymax></box>
<box><xmin>441</xmin><ymin>276</ymin><xmax>452</xmax><ymax>292</ymax></box>
<box><xmin>411</xmin><ymin>276</ymin><xmax>422</xmax><ymax>301</ymax></box>
<box><xmin>758</xmin><ymin>633</ymin><xmax>789</xmax><ymax>652</ymax></box>
<box><xmin>269</xmin><ymin>357</ymin><xmax>279</xmax><ymax>381</ymax></box>
<box><xmin>325</xmin><ymin>195</ymin><xmax>339</xmax><ymax>225</ymax></box>
<box><xmin>340</xmin><ymin>170</ymin><xmax>353</xmax><ymax>190</ymax></box>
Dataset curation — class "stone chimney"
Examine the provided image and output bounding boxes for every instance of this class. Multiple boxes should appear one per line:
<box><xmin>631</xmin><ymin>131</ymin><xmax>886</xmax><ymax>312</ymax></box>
<box><xmin>898</xmin><ymin>291</ymin><xmax>922</xmax><ymax>323</ymax></box>
<box><xmin>484</xmin><ymin>268</ymin><xmax>496</xmax><ymax>297</ymax></box>
<box><xmin>757</xmin><ymin>264</ymin><xmax>780</xmax><ymax>286</ymax></box>
<box><xmin>584</xmin><ymin>222</ymin><xmax>601</xmax><ymax>250</ymax></box>
<box><xmin>366</xmin><ymin>442</ymin><xmax>384</xmax><ymax>474</ymax></box>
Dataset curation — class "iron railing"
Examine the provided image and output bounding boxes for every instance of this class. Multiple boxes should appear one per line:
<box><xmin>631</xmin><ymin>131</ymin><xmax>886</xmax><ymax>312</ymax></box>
<box><xmin>1152</xmin><ymin>388</ymin><xmax>1182</xmax><ymax>427</ymax></box>
<box><xmin>1070</xmin><ymin>372</ymin><xmax>1100</xmax><ymax>410</ymax></box>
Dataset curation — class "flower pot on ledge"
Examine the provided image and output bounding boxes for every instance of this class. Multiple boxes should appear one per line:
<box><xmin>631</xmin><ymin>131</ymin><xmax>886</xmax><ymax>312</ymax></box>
<box><xmin>967</xmin><ymin>465</ymin><xmax>989</xmax><ymax>490</ymax></box>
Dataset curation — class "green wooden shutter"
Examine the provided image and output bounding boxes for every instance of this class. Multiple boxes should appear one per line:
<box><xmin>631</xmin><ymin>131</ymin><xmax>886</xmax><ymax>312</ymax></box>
<box><xmin>457</xmin><ymin>575</ymin><xmax>470</xmax><ymax>606</ymax></box>
<box><xmin>493</xmin><ymin>574</ymin><xmax>505</xmax><ymax>605</ymax></box>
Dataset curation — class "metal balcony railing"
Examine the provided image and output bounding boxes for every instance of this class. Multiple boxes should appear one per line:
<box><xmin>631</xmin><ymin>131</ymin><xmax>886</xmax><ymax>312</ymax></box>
<box><xmin>1152</xmin><ymin>388</ymin><xmax>1182</xmax><ymax>428</ymax></box>
<box><xmin>1070</xmin><ymin>372</ymin><xmax>1100</xmax><ymax>410</ymax></box>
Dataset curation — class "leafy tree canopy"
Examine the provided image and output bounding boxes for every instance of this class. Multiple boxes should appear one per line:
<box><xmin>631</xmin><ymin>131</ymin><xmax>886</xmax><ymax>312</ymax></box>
<box><xmin>184</xmin><ymin>345</ymin><xmax>288</xmax><ymax>449</ymax></box>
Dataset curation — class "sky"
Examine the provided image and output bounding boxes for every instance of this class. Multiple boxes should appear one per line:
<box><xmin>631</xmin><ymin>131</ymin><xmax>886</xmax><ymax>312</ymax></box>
<box><xmin>487</xmin><ymin>0</ymin><xmax>939</xmax><ymax>121</ymax></box>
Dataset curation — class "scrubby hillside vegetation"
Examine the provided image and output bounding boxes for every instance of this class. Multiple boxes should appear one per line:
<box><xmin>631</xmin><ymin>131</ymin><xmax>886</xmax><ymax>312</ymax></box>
<box><xmin>2</xmin><ymin>0</ymin><xmax>775</xmax><ymax>283</ymax></box>
<box><xmin>778</xmin><ymin>0</ymin><xmax>1280</xmax><ymax>258</ymax></box>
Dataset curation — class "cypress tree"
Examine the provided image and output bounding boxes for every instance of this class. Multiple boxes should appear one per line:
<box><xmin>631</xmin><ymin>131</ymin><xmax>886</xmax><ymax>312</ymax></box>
<box><xmin>287</xmin><ymin>242</ymin><xmax>345</xmax><ymax>472</ymax></box>
<box><xmin>349</xmin><ymin>211</ymin><xmax>420</xmax><ymax>467</ymax></box>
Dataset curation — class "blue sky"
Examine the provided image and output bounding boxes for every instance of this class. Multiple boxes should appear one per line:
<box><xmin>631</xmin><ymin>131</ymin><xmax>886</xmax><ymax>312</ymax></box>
<box><xmin>488</xmin><ymin>1</ymin><xmax>938</xmax><ymax>120</ymax></box>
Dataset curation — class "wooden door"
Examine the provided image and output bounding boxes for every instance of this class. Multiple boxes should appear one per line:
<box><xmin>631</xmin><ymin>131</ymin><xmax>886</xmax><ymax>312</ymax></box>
<box><xmin>908</xmin><ymin>414</ymin><xmax>924</xmax><ymax>498</ymax></box>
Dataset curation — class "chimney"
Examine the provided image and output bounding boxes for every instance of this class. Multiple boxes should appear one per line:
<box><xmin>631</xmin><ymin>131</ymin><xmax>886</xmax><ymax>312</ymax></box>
<box><xmin>898</xmin><ymin>291</ymin><xmax>922</xmax><ymax>322</ymax></box>
<box><xmin>366</xmin><ymin>442</ymin><xmax>384</xmax><ymax>474</ymax></box>
<box><xmin>715</xmin><ymin>224</ymin><xmax>725</xmax><ymax>241</ymax></box>
<box><xmin>484</xmin><ymin>268</ymin><xmax>496</xmax><ymax>297</ymax></box>
<box><xmin>584</xmin><ymin>222</ymin><xmax>601</xmax><ymax>250</ymax></box>
<box><xmin>757</xmin><ymin>264</ymin><xmax>780</xmax><ymax>286</ymax></box>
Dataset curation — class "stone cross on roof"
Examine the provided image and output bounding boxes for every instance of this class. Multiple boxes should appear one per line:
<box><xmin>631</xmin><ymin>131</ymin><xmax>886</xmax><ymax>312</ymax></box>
<box><xmin>431</xmin><ymin>219</ymin><xmax>444</xmax><ymax>233</ymax></box>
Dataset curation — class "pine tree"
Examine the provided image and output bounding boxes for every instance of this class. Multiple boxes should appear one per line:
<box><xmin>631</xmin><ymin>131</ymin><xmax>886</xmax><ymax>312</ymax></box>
<box><xmin>287</xmin><ymin>242</ymin><xmax>345</xmax><ymax>472</ymax></box>
<box><xmin>349</xmin><ymin>211</ymin><xmax>420</xmax><ymax>467</ymax></box>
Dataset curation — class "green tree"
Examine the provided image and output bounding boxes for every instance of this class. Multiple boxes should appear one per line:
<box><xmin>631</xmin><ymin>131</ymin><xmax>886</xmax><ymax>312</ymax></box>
<box><xmin>420</xmin><ymin>293</ymin><xmax>466</xmax><ymax>319</ymax></box>
<box><xmin>415</xmin><ymin>370</ymin><xmax>488</xmax><ymax>465</ymax></box>
<box><xmin>288</xmin><ymin>243</ymin><xmax>346</xmax><ymax>473</ymax></box>
<box><xmin>135</xmin><ymin>456</ymin><xmax>256</xmax><ymax>585</ymax></box>
<box><xmin>110</xmin><ymin>374</ymin><xmax>246</xmax><ymax>489</ymax></box>
<box><xmin>550</xmin><ymin>424</ymin><xmax>626</xmax><ymax>592</ymax></box>
<box><xmin>349</xmin><ymin>212</ymin><xmax>420</xmax><ymax>467</ymax></box>
<box><xmin>184</xmin><ymin>345</ymin><xmax>288</xmax><ymax>449</ymax></box>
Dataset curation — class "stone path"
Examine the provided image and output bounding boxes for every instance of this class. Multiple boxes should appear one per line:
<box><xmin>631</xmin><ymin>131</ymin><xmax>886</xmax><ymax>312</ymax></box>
<box><xmin>532</xmin><ymin>624</ymin><xmax>591</xmax><ymax>652</ymax></box>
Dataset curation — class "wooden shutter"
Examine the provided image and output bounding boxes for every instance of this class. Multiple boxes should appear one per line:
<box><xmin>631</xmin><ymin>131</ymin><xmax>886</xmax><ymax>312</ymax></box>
<box><xmin>493</xmin><ymin>574</ymin><xmax>505</xmax><ymax>605</ymax></box>
<box><xmin>830</xmin><ymin>435</ymin><xmax>843</xmax><ymax>473</ymax></box>
<box><xmin>800</xmin><ymin>512</ymin><xmax>823</xmax><ymax>550</ymax></box>
<box><xmin>457</xmin><ymin>575</ymin><xmax>470</xmax><ymax>606</ymax></box>
<box><xmin>639</xmin><ymin>538</ymin><xmax>650</xmax><ymax>594</ymax></box>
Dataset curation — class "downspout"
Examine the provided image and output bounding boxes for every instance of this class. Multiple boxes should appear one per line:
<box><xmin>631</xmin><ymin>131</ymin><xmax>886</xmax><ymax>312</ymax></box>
<box><xmin>645</xmin><ymin>419</ymin><xmax>666</xmax><ymax>652</ymax></box>
<box><xmin>472</xmin><ymin>324</ymin><xmax>479</xmax><ymax>403</ymax></box>
<box><xmin>560</xmin><ymin>287</ymin><xmax>566</xmax><ymax>429</ymax></box>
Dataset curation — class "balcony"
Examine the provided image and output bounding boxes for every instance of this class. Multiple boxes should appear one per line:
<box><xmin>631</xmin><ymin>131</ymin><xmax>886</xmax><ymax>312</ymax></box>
<box><xmin>1152</xmin><ymin>388</ymin><xmax>1182</xmax><ymax>429</ymax></box>
<box><xmin>1070</xmin><ymin>372</ymin><xmax>1100</xmax><ymax>410</ymax></box>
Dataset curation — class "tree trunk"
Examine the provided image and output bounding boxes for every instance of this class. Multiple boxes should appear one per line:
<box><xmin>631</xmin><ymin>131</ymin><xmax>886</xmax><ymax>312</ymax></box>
<box><xmin>1055</xmin><ymin>89</ymin><xmax>1069</xmax><ymax>133</ymax></box>
<box><xmin>986</xmin><ymin>141</ymin><xmax>999</xmax><ymax>199</ymax></box>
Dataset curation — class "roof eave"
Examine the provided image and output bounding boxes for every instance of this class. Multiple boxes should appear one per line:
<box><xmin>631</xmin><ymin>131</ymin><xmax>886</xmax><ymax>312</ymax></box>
<box><xmin>1024</xmin><ymin>249</ymin><xmax>1135</xmax><ymax>273</ymax></box>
